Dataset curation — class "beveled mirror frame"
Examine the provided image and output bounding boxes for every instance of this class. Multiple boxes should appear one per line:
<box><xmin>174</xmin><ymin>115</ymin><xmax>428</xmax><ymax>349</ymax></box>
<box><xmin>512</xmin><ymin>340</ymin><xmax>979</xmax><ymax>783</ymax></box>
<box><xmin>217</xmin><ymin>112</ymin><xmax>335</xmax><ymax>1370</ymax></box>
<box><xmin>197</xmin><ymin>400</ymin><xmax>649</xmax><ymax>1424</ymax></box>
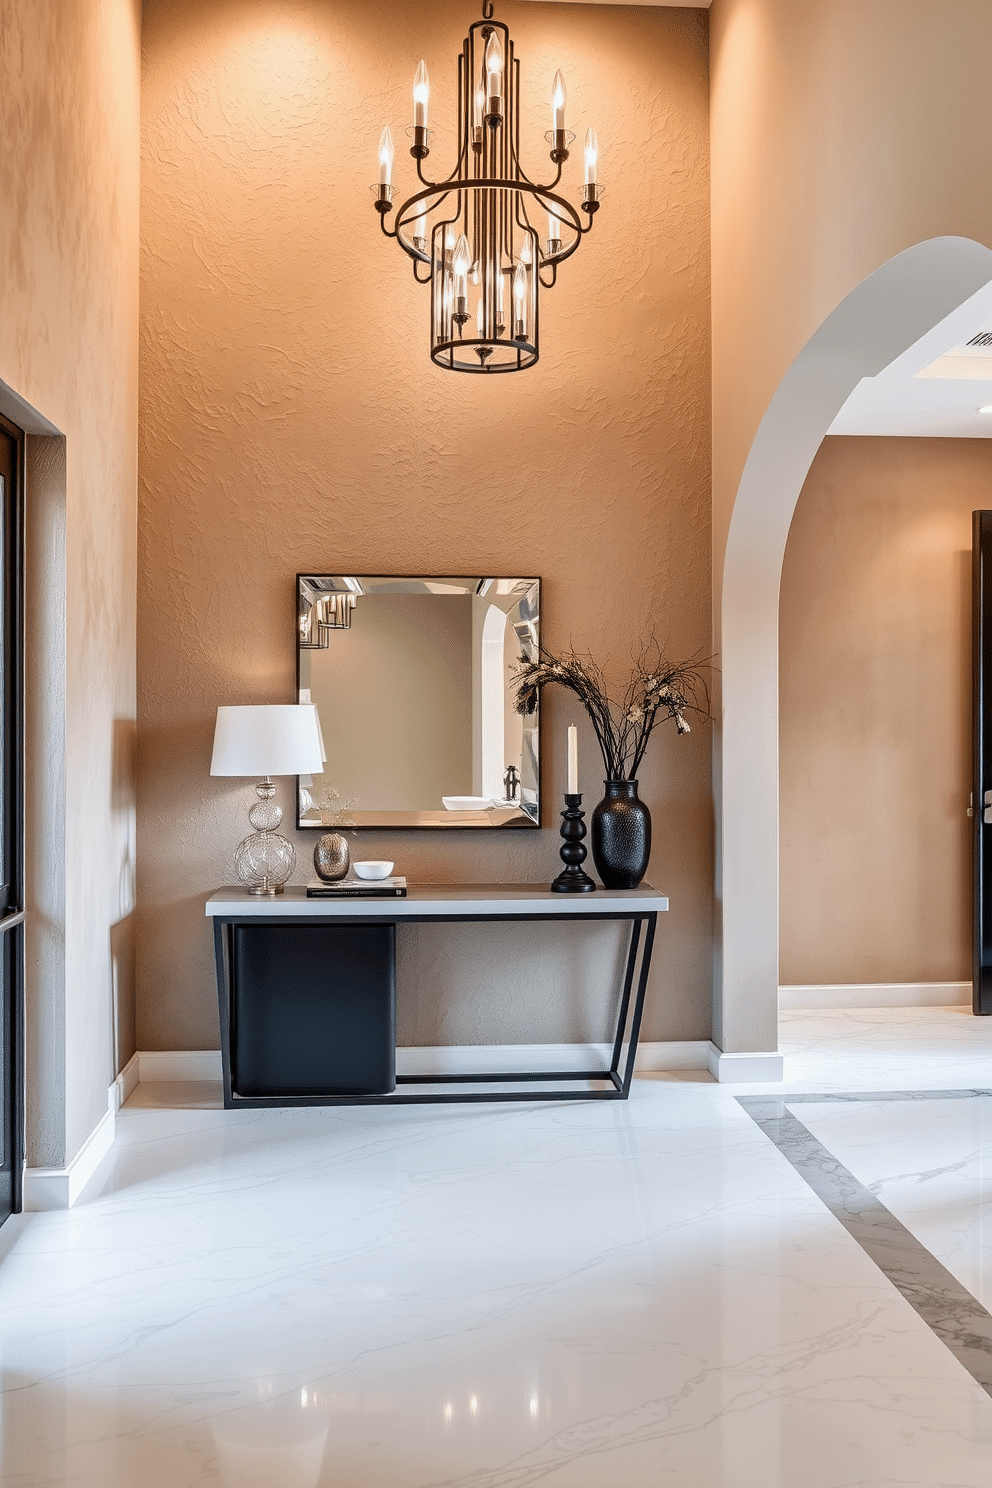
<box><xmin>297</xmin><ymin>574</ymin><xmax>541</xmax><ymax>829</ymax></box>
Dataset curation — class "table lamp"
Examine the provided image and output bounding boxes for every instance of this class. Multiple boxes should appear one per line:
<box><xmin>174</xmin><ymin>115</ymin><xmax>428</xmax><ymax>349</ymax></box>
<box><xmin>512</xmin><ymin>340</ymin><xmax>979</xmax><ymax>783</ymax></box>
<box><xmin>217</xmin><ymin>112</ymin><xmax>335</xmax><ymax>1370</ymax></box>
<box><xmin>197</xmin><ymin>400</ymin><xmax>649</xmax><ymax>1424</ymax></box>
<box><xmin>211</xmin><ymin>704</ymin><xmax>324</xmax><ymax>895</ymax></box>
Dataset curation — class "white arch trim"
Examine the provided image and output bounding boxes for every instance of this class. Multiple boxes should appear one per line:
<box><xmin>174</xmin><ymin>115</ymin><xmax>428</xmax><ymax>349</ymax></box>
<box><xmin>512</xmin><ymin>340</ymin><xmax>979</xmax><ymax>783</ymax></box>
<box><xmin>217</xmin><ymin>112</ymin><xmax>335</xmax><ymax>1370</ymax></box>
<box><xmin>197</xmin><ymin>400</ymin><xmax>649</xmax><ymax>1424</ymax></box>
<box><xmin>714</xmin><ymin>236</ymin><xmax>992</xmax><ymax>1079</ymax></box>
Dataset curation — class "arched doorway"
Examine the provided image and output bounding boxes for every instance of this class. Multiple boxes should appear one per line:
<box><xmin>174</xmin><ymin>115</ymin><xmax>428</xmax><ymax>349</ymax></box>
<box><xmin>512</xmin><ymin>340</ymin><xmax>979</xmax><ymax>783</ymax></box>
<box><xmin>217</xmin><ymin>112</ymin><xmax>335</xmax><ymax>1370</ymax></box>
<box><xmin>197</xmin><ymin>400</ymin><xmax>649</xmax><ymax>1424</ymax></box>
<box><xmin>713</xmin><ymin>237</ymin><xmax>992</xmax><ymax>1079</ymax></box>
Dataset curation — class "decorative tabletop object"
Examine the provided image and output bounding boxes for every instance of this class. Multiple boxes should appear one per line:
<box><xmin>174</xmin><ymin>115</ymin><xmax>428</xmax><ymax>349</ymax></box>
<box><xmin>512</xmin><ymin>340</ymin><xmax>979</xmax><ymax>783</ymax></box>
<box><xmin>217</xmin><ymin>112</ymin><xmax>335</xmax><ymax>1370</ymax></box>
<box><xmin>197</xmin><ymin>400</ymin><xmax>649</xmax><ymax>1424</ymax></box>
<box><xmin>352</xmin><ymin>860</ymin><xmax>395</xmax><ymax>881</ymax></box>
<box><xmin>551</xmin><ymin>793</ymin><xmax>596</xmax><ymax>893</ymax></box>
<box><xmin>311</xmin><ymin>786</ymin><xmax>356</xmax><ymax>883</ymax></box>
<box><xmin>211</xmin><ymin>704</ymin><xmax>324</xmax><ymax>896</ymax></box>
<box><xmin>515</xmin><ymin>643</ymin><xmax>708</xmax><ymax>889</ymax></box>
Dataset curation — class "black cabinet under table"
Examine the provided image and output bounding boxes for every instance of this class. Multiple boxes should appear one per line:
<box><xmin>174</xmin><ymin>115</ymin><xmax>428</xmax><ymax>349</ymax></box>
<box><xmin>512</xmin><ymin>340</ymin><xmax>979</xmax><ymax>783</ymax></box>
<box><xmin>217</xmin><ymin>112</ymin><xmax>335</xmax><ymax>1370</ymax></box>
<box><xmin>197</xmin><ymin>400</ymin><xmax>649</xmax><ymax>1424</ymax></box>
<box><xmin>208</xmin><ymin>884</ymin><xmax>667</xmax><ymax>1108</ymax></box>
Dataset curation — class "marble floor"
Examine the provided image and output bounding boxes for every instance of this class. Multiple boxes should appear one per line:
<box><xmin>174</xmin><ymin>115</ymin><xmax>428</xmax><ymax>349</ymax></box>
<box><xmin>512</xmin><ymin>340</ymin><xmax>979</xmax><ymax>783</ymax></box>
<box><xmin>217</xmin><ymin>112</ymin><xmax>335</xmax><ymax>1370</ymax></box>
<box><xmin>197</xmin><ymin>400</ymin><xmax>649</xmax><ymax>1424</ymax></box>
<box><xmin>2</xmin><ymin>1008</ymin><xmax>992</xmax><ymax>1487</ymax></box>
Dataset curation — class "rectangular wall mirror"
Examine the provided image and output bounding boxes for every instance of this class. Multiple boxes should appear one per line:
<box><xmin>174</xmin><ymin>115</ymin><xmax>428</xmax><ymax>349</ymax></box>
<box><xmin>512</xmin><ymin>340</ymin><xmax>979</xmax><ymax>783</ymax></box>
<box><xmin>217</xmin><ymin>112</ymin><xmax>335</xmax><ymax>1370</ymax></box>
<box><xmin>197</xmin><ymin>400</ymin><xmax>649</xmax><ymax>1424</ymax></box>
<box><xmin>297</xmin><ymin>575</ymin><xmax>540</xmax><ymax>829</ymax></box>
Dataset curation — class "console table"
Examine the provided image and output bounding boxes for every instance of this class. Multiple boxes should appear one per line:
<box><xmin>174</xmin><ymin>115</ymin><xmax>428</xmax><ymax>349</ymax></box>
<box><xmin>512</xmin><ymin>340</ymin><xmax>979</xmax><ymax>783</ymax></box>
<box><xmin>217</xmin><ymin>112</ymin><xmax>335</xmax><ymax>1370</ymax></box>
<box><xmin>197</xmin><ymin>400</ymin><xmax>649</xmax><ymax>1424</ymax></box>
<box><xmin>207</xmin><ymin>884</ymin><xmax>667</xmax><ymax>1108</ymax></box>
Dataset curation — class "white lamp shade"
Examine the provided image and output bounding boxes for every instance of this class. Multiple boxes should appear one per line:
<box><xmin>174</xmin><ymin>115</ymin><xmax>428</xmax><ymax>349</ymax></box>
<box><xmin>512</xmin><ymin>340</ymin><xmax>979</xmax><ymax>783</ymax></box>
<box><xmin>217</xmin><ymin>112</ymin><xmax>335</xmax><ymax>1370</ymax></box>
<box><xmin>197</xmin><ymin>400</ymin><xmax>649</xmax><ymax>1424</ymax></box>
<box><xmin>210</xmin><ymin>705</ymin><xmax>324</xmax><ymax>778</ymax></box>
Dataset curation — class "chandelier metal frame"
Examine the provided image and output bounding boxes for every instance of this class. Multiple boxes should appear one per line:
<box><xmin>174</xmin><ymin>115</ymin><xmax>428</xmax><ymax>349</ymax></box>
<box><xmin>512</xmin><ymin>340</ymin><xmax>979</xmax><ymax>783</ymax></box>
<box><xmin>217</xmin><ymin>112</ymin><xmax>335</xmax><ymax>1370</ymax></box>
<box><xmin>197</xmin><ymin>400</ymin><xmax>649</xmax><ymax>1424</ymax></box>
<box><xmin>373</xmin><ymin>0</ymin><xmax>600</xmax><ymax>374</ymax></box>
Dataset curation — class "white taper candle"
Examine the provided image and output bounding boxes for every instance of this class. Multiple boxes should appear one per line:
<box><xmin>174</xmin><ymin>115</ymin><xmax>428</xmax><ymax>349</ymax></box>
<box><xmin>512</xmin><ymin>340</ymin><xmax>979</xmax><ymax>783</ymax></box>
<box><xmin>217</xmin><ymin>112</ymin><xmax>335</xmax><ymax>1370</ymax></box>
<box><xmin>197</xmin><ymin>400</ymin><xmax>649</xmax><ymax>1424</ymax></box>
<box><xmin>567</xmin><ymin>725</ymin><xmax>578</xmax><ymax>794</ymax></box>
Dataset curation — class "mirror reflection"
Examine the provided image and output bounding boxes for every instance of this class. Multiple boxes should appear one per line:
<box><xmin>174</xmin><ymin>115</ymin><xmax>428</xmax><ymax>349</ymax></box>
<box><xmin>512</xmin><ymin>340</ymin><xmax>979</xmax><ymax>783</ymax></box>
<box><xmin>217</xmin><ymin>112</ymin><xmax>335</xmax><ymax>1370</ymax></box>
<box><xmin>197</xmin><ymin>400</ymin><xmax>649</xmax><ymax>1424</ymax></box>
<box><xmin>297</xmin><ymin>575</ymin><xmax>540</xmax><ymax>828</ymax></box>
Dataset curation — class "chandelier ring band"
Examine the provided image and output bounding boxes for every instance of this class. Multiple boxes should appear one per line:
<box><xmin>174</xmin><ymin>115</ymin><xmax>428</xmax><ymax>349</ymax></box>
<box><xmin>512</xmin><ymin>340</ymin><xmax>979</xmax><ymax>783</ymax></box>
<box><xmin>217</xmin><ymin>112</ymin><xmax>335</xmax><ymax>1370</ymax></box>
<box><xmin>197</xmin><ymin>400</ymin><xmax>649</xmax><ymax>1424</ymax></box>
<box><xmin>386</xmin><ymin>186</ymin><xmax>588</xmax><ymax>269</ymax></box>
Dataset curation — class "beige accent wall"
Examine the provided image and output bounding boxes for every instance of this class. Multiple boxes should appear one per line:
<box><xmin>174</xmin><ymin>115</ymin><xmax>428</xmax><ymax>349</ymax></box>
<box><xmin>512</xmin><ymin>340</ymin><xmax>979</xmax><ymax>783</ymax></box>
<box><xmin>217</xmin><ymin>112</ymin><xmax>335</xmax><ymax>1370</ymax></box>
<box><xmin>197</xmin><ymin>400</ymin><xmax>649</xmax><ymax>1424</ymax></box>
<box><xmin>780</xmin><ymin>437</ymin><xmax>991</xmax><ymax>986</ymax></box>
<box><xmin>0</xmin><ymin>0</ymin><xmax>140</xmax><ymax>1164</ymax></box>
<box><xmin>710</xmin><ymin>0</ymin><xmax>992</xmax><ymax>1053</ymax></box>
<box><xmin>137</xmin><ymin>0</ymin><xmax>711</xmax><ymax>1049</ymax></box>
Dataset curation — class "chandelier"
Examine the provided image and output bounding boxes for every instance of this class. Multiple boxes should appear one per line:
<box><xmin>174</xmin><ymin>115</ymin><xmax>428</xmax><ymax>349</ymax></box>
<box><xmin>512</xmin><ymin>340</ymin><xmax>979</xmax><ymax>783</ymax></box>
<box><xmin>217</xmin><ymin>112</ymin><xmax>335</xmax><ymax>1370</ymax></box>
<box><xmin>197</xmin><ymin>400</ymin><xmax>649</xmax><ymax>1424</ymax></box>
<box><xmin>372</xmin><ymin>0</ymin><xmax>601</xmax><ymax>374</ymax></box>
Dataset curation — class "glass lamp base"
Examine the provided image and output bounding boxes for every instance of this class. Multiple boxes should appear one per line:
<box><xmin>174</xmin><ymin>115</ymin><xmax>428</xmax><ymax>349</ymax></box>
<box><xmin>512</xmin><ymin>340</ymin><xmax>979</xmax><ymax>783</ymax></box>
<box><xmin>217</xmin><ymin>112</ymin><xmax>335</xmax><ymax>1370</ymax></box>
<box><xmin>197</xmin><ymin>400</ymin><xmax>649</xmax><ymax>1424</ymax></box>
<box><xmin>234</xmin><ymin>826</ymin><xmax>296</xmax><ymax>896</ymax></box>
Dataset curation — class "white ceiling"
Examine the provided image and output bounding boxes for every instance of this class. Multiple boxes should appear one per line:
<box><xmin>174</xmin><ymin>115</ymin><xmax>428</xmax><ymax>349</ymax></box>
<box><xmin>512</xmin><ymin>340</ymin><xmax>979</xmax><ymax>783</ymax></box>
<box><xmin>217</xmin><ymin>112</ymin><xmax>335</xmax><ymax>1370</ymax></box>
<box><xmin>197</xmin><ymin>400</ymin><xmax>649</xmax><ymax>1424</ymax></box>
<box><xmin>830</xmin><ymin>279</ymin><xmax>992</xmax><ymax>439</ymax></box>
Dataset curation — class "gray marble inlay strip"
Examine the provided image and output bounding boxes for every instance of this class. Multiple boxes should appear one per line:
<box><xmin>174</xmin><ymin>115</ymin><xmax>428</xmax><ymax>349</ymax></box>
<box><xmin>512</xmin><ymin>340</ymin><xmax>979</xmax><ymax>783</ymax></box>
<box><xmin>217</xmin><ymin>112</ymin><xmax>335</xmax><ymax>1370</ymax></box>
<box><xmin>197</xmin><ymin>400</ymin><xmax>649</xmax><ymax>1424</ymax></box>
<box><xmin>739</xmin><ymin>1094</ymin><xmax>992</xmax><ymax>1398</ymax></box>
<box><xmin>780</xmin><ymin>1089</ymin><xmax>992</xmax><ymax>1105</ymax></box>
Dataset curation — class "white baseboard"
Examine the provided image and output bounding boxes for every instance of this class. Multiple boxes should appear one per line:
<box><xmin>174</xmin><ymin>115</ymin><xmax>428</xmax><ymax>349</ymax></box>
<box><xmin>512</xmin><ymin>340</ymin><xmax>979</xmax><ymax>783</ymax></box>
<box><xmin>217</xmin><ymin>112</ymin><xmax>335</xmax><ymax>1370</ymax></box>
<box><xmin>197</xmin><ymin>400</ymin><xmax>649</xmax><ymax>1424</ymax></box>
<box><xmin>707</xmin><ymin>1045</ymin><xmax>784</xmax><ymax>1083</ymax></box>
<box><xmin>779</xmin><ymin>981</ymin><xmax>970</xmax><ymax>1011</ymax></box>
<box><xmin>636</xmin><ymin>1040</ymin><xmax>711</xmax><ymax>1071</ymax></box>
<box><xmin>397</xmin><ymin>1042</ymin><xmax>611</xmax><ymax>1077</ymax></box>
<box><xmin>396</xmin><ymin>1041</ymin><xmax>712</xmax><ymax>1076</ymax></box>
<box><xmin>129</xmin><ymin>1042</ymin><xmax>713</xmax><ymax>1084</ymax></box>
<box><xmin>23</xmin><ymin>1102</ymin><xmax>117</xmax><ymax>1211</ymax></box>
<box><xmin>110</xmin><ymin>1051</ymin><xmax>140</xmax><ymax>1112</ymax></box>
<box><xmin>137</xmin><ymin>1049</ymin><xmax>223</xmax><ymax>1082</ymax></box>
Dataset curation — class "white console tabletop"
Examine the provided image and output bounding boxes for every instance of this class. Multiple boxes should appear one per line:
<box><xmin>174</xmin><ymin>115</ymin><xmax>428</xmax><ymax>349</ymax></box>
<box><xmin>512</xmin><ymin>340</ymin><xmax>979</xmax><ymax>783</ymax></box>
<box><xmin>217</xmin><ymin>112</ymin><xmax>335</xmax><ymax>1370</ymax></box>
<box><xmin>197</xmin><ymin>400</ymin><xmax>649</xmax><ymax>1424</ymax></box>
<box><xmin>206</xmin><ymin>883</ymin><xmax>669</xmax><ymax>917</ymax></box>
<box><xmin>208</xmin><ymin>884</ymin><xmax>665</xmax><ymax>1106</ymax></box>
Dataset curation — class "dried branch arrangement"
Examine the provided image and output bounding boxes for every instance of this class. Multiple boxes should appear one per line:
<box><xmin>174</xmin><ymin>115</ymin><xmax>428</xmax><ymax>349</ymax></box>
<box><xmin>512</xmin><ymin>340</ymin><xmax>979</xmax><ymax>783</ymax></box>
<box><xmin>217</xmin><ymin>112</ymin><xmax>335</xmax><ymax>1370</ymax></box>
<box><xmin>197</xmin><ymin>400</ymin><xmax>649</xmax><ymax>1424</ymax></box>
<box><xmin>514</xmin><ymin>641</ymin><xmax>709</xmax><ymax>782</ymax></box>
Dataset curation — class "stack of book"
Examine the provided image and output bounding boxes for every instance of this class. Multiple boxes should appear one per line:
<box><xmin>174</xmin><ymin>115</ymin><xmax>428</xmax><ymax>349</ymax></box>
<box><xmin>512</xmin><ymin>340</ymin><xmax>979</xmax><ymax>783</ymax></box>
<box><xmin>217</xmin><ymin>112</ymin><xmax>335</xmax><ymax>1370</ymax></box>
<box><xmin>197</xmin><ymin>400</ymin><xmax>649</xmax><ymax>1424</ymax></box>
<box><xmin>306</xmin><ymin>876</ymin><xmax>408</xmax><ymax>899</ymax></box>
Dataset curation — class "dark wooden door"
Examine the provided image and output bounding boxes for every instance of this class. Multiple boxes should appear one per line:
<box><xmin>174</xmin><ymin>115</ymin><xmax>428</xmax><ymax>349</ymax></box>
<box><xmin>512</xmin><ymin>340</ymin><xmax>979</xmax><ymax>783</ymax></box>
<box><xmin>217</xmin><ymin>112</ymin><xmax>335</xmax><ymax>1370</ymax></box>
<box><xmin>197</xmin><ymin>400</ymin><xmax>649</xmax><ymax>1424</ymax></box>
<box><xmin>972</xmin><ymin>511</ymin><xmax>992</xmax><ymax>1016</ymax></box>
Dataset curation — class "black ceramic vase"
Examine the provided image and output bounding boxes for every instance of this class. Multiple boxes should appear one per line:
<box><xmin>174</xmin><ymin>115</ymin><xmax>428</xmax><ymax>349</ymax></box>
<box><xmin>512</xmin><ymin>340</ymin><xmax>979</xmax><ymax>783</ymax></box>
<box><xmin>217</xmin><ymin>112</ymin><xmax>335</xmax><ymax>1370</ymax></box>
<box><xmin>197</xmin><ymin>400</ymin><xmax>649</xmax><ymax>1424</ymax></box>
<box><xmin>591</xmin><ymin>780</ymin><xmax>651</xmax><ymax>889</ymax></box>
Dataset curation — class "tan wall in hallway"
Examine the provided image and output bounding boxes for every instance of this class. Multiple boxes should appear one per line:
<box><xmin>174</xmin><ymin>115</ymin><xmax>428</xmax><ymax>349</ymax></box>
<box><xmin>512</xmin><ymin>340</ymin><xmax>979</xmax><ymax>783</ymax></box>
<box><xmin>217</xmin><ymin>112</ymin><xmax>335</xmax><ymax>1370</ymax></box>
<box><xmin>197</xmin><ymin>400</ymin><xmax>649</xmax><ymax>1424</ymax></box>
<box><xmin>711</xmin><ymin>0</ymin><xmax>992</xmax><ymax>574</ymax></box>
<box><xmin>709</xmin><ymin>0</ymin><xmax>992</xmax><ymax>1054</ymax></box>
<box><xmin>138</xmin><ymin>0</ymin><xmax>711</xmax><ymax>1050</ymax></box>
<box><xmin>0</xmin><ymin>0</ymin><xmax>140</xmax><ymax>1165</ymax></box>
<box><xmin>780</xmin><ymin>436</ymin><xmax>991</xmax><ymax>986</ymax></box>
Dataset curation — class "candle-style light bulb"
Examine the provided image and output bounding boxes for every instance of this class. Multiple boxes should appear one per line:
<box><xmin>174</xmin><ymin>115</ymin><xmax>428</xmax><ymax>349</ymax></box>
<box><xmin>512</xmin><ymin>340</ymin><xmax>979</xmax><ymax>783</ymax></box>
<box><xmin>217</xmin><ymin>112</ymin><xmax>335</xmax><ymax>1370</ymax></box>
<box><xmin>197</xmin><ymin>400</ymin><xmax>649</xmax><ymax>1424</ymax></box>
<box><xmin>584</xmin><ymin>126</ymin><xmax>598</xmax><ymax>186</ymax></box>
<box><xmin>547</xmin><ymin>209</ymin><xmax>559</xmax><ymax>247</ymax></box>
<box><xmin>378</xmin><ymin>125</ymin><xmax>394</xmax><ymax>186</ymax></box>
<box><xmin>551</xmin><ymin>70</ymin><xmax>567</xmax><ymax>133</ymax></box>
<box><xmin>485</xmin><ymin>32</ymin><xmax>504</xmax><ymax>98</ymax></box>
<box><xmin>513</xmin><ymin>260</ymin><xmax>528</xmax><ymax>338</ymax></box>
<box><xmin>520</xmin><ymin>237</ymin><xmax>532</xmax><ymax>266</ymax></box>
<box><xmin>413</xmin><ymin>60</ymin><xmax>430</xmax><ymax>129</ymax></box>
<box><xmin>453</xmin><ymin>233</ymin><xmax>472</xmax><ymax>294</ymax></box>
<box><xmin>413</xmin><ymin>205</ymin><xmax>427</xmax><ymax>246</ymax></box>
<box><xmin>477</xmin><ymin>297</ymin><xmax>486</xmax><ymax>339</ymax></box>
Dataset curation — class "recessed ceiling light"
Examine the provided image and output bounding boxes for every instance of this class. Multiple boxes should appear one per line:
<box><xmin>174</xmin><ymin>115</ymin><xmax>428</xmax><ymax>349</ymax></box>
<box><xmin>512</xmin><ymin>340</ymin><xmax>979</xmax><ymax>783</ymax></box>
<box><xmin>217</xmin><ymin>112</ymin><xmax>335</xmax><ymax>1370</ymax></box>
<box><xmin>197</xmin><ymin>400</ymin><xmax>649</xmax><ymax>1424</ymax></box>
<box><xmin>979</xmin><ymin>406</ymin><xmax>992</xmax><ymax>414</ymax></box>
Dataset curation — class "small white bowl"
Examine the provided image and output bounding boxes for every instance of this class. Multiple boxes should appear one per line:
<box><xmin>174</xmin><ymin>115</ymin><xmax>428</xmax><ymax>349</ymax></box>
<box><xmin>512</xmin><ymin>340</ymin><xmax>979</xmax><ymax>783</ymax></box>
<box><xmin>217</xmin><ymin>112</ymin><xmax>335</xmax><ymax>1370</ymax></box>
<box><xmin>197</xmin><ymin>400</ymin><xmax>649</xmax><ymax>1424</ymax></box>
<box><xmin>352</xmin><ymin>860</ymin><xmax>395</xmax><ymax>881</ymax></box>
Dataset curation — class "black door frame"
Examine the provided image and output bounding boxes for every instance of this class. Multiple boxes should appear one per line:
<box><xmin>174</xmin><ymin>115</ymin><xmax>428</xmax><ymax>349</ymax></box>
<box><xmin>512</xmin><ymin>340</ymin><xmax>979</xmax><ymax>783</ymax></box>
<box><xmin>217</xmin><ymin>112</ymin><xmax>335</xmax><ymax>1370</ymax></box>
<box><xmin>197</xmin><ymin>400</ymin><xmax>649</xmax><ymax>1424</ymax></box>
<box><xmin>0</xmin><ymin>411</ymin><xmax>25</xmax><ymax>1223</ymax></box>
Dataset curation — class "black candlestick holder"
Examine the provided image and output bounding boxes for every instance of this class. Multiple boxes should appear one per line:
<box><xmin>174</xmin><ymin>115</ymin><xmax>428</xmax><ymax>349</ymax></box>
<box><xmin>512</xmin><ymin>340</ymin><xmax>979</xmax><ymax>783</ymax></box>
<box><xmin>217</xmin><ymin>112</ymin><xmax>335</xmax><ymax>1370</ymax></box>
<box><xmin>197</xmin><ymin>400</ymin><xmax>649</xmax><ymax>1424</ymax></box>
<box><xmin>551</xmin><ymin>793</ymin><xmax>596</xmax><ymax>893</ymax></box>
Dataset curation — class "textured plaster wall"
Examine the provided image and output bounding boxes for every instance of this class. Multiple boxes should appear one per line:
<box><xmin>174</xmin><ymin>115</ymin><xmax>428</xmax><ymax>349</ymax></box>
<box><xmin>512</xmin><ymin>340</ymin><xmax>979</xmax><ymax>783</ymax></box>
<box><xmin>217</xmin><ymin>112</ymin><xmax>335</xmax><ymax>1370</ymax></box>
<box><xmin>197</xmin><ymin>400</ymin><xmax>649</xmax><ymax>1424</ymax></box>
<box><xmin>0</xmin><ymin>0</ymin><xmax>140</xmax><ymax>1164</ymax></box>
<box><xmin>711</xmin><ymin>0</ymin><xmax>992</xmax><ymax>576</ymax></box>
<box><xmin>138</xmin><ymin>0</ymin><xmax>711</xmax><ymax>1050</ymax></box>
<box><xmin>780</xmin><ymin>436</ymin><xmax>990</xmax><ymax>988</ymax></box>
<box><xmin>709</xmin><ymin>0</ymin><xmax>992</xmax><ymax>1053</ymax></box>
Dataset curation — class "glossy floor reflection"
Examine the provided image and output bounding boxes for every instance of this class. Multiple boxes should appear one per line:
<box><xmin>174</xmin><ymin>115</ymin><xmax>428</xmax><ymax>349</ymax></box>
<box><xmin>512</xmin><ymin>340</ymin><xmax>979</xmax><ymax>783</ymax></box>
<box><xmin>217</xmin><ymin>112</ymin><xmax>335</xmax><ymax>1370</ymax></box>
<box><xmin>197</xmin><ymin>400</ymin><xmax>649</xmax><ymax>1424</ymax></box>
<box><xmin>1</xmin><ymin>1009</ymin><xmax>991</xmax><ymax>1486</ymax></box>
